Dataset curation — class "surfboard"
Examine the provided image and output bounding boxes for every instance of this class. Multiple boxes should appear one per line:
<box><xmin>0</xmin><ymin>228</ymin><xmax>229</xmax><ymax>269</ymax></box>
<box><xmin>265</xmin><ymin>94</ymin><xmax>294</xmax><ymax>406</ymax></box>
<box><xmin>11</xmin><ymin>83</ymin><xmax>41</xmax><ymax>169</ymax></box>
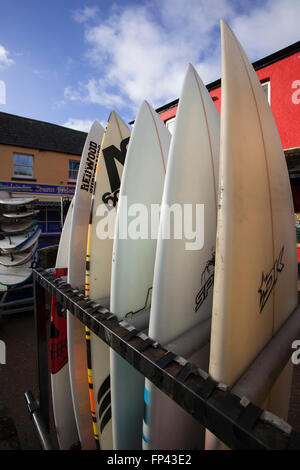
<box><xmin>50</xmin><ymin>199</ymin><xmax>80</xmax><ymax>450</ymax></box>
<box><xmin>4</xmin><ymin>228</ymin><xmax>41</xmax><ymax>254</ymax></box>
<box><xmin>205</xmin><ymin>21</ymin><xmax>297</xmax><ymax>449</ymax></box>
<box><xmin>0</xmin><ymin>219</ymin><xmax>37</xmax><ymax>234</ymax></box>
<box><xmin>110</xmin><ymin>101</ymin><xmax>171</xmax><ymax>450</ymax></box>
<box><xmin>142</xmin><ymin>64</ymin><xmax>220</xmax><ymax>450</ymax></box>
<box><xmin>0</xmin><ymin>250</ymin><xmax>38</xmax><ymax>286</ymax></box>
<box><xmin>0</xmin><ymin>226</ymin><xmax>39</xmax><ymax>252</ymax></box>
<box><xmin>67</xmin><ymin>120</ymin><xmax>104</xmax><ymax>450</ymax></box>
<box><xmin>0</xmin><ymin>240</ymin><xmax>38</xmax><ymax>267</ymax></box>
<box><xmin>85</xmin><ymin>111</ymin><xmax>131</xmax><ymax>450</ymax></box>
<box><xmin>2</xmin><ymin>209</ymin><xmax>39</xmax><ymax>219</ymax></box>
<box><xmin>0</xmin><ymin>197</ymin><xmax>37</xmax><ymax>206</ymax></box>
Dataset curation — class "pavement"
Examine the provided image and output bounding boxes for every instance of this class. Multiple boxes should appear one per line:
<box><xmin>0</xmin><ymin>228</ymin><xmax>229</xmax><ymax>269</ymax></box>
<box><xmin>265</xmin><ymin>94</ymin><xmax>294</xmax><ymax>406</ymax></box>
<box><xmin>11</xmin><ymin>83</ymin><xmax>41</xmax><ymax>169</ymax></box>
<box><xmin>0</xmin><ymin>308</ymin><xmax>299</xmax><ymax>450</ymax></box>
<box><xmin>0</xmin><ymin>309</ymin><xmax>58</xmax><ymax>450</ymax></box>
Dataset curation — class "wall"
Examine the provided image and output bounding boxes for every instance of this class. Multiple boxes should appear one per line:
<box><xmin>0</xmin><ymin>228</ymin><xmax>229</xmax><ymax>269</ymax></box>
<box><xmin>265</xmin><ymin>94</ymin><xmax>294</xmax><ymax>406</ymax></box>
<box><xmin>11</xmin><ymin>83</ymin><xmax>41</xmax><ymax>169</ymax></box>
<box><xmin>0</xmin><ymin>143</ymin><xmax>81</xmax><ymax>187</ymax></box>
<box><xmin>159</xmin><ymin>50</ymin><xmax>300</xmax><ymax>152</ymax></box>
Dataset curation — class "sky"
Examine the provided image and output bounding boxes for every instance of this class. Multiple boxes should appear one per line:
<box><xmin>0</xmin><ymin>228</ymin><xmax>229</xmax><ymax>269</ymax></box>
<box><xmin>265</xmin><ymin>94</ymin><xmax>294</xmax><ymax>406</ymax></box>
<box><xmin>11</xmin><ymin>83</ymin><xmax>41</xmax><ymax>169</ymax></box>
<box><xmin>0</xmin><ymin>0</ymin><xmax>299</xmax><ymax>132</ymax></box>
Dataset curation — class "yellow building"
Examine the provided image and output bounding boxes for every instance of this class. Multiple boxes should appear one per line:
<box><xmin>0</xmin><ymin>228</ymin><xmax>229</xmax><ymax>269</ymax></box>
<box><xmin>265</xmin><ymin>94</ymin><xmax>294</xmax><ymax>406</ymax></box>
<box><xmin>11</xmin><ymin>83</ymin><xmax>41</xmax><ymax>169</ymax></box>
<box><xmin>0</xmin><ymin>111</ymin><xmax>87</xmax><ymax>244</ymax></box>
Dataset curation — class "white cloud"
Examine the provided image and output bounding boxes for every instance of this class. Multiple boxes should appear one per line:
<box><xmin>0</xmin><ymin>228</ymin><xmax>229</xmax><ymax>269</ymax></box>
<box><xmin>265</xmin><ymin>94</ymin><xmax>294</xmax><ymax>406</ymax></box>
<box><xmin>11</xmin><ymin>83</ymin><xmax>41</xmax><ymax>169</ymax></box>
<box><xmin>231</xmin><ymin>0</ymin><xmax>300</xmax><ymax>60</ymax></box>
<box><xmin>64</xmin><ymin>79</ymin><xmax>125</xmax><ymax>108</ymax></box>
<box><xmin>62</xmin><ymin>118</ymin><xmax>94</xmax><ymax>132</ymax></box>
<box><xmin>66</xmin><ymin>0</ymin><xmax>300</xmax><ymax>115</ymax></box>
<box><xmin>0</xmin><ymin>44</ymin><xmax>14</xmax><ymax>70</ymax></box>
<box><xmin>72</xmin><ymin>6</ymin><xmax>98</xmax><ymax>24</ymax></box>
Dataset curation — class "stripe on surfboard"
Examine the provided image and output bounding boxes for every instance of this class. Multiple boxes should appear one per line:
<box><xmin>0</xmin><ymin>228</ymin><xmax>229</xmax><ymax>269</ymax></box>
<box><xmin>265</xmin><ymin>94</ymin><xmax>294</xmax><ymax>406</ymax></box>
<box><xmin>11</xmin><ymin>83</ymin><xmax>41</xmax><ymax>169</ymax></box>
<box><xmin>85</xmin><ymin>325</ymin><xmax>100</xmax><ymax>450</ymax></box>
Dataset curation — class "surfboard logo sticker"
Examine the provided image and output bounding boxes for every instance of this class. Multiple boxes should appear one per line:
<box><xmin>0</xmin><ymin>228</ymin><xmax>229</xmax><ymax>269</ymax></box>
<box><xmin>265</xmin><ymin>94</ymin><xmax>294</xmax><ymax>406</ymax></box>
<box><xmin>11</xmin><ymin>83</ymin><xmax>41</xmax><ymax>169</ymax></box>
<box><xmin>258</xmin><ymin>246</ymin><xmax>285</xmax><ymax>313</ymax></box>
<box><xmin>195</xmin><ymin>249</ymin><xmax>215</xmax><ymax>312</ymax></box>
<box><xmin>50</xmin><ymin>300</ymin><xmax>68</xmax><ymax>373</ymax></box>
<box><xmin>50</xmin><ymin>268</ymin><xmax>68</xmax><ymax>374</ymax></box>
<box><xmin>80</xmin><ymin>141</ymin><xmax>101</xmax><ymax>193</ymax></box>
<box><xmin>101</xmin><ymin>137</ymin><xmax>130</xmax><ymax>208</ymax></box>
<box><xmin>125</xmin><ymin>287</ymin><xmax>152</xmax><ymax>318</ymax></box>
<box><xmin>102</xmin><ymin>189</ymin><xmax>120</xmax><ymax>208</ymax></box>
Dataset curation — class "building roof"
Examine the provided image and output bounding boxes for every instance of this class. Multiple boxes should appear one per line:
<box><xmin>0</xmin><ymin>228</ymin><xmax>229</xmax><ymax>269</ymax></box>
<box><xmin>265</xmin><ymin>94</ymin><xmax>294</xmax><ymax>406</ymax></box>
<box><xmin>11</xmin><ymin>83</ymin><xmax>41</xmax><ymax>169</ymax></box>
<box><xmin>0</xmin><ymin>112</ymin><xmax>87</xmax><ymax>155</ymax></box>
<box><xmin>153</xmin><ymin>40</ymin><xmax>300</xmax><ymax>117</ymax></box>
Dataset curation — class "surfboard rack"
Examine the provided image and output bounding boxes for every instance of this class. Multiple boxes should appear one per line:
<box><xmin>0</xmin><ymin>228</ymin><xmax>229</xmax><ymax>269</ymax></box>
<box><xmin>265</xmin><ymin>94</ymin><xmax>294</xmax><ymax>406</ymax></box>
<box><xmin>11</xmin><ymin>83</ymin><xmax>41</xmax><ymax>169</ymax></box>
<box><xmin>28</xmin><ymin>267</ymin><xmax>300</xmax><ymax>450</ymax></box>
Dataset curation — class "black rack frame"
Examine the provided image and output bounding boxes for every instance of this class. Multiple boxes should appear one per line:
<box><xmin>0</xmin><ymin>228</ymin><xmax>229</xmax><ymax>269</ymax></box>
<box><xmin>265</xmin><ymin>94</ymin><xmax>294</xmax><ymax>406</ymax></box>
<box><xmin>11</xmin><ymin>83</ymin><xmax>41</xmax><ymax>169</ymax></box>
<box><xmin>28</xmin><ymin>267</ymin><xmax>300</xmax><ymax>450</ymax></box>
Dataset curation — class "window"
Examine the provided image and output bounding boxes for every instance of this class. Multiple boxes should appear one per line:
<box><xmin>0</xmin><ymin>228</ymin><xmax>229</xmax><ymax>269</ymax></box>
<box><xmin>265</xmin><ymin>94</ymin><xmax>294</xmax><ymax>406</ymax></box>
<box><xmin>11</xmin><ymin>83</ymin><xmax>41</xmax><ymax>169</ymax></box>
<box><xmin>166</xmin><ymin>117</ymin><xmax>176</xmax><ymax>135</ymax></box>
<box><xmin>13</xmin><ymin>153</ymin><xmax>33</xmax><ymax>178</ymax></box>
<box><xmin>37</xmin><ymin>207</ymin><xmax>61</xmax><ymax>234</ymax></box>
<box><xmin>68</xmin><ymin>160</ymin><xmax>80</xmax><ymax>182</ymax></box>
<box><xmin>261</xmin><ymin>81</ymin><xmax>270</xmax><ymax>104</ymax></box>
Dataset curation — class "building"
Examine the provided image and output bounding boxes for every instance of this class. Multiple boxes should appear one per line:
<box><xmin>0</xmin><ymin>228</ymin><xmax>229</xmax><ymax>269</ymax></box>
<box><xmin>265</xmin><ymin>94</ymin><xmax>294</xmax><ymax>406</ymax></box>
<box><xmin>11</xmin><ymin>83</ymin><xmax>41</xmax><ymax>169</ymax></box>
<box><xmin>155</xmin><ymin>41</ymin><xmax>300</xmax><ymax>211</ymax></box>
<box><xmin>0</xmin><ymin>112</ymin><xmax>87</xmax><ymax>244</ymax></box>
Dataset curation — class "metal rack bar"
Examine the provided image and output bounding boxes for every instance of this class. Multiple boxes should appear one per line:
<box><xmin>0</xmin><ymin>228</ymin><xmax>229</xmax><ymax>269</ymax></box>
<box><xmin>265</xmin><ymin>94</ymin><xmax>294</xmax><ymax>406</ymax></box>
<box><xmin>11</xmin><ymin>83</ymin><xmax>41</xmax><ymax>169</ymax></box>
<box><xmin>33</xmin><ymin>274</ymin><xmax>50</xmax><ymax>431</ymax></box>
<box><xmin>29</xmin><ymin>267</ymin><xmax>300</xmax><ymax>450</ymax></box>
<box><xmin>24</xmin><ymin>391</ymin><xmax>53</xmax><ymax>450</ymax></box>
<box><xmin>233</xmin><ymin>305</ymin><xmax>300</xmax><ymax>404</ymax></box>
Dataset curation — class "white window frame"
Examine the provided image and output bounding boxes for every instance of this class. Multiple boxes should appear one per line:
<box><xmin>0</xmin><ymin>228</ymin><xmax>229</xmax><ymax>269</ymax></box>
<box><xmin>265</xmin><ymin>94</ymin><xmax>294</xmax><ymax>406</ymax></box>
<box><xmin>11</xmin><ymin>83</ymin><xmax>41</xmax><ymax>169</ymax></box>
<box><xmin>68</xmin><ymin>159</ymin><xmax>80</xmax><ymax>182</ymax></box>
<box><xmin>166</xmin><ymin>117</ymin><xmax>176</xmax><ymax>134</ymax></box>
<box><xmin>261</xmin><ymin>81</ymin><xmax>270</xmax><ymax>104</ymax></box>
<box><xmin>13</xmin><ymin>153</ymin><xmax>34</xmax><ymax>179</ymax></box>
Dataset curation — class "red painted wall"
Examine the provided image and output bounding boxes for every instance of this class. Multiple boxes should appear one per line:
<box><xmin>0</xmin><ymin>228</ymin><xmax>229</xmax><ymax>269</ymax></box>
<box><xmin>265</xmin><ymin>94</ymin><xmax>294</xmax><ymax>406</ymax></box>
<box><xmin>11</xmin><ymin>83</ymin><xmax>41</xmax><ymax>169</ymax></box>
<box><xmin>160</xmin><ymin>51</ymin><xmax>300</xmax><ymax>151</ymax></box>
<box><xmin>256</xmin><ymin>53</ymin><xmax>300</xmax><ymax>150</ymax></box>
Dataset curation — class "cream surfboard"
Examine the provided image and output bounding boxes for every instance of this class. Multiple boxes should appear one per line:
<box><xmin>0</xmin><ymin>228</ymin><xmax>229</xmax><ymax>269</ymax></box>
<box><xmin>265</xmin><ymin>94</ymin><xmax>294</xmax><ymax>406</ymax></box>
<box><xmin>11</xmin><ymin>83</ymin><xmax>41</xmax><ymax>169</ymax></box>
<box><xmin>0</xmin><ymin>241</ymin><xmax>38</xmax><ymax>267</ymax></box>
<box><xmin>143</xmin><ymin>64</ymin><xmax>220</xmax><ymax>450</ymax></box>
<box><xmin>206</xmin><ymin>21</ymin><xmax>297</xmax><ymax>449</ymax></box>
<box><xmin>0</xmin><ymin>226</ymin><xmax>39</xmax><ymax>252</ymax></box>
<box><xmin>0</xmin><ymin>219</ymin><xmax>37</xmax><ymax>234</ymax></box>
<box><xmin>2</xmin><ymin>209</ymin><xmax>39</xmax><ymax>219</ymax></box>
<box><xmin>67</xmin><ymin>121</ymin><xmax>104</xmax><ymax>450</ymax></box>
<box><xmin>85</xmin><ymin>111</ymin><xmax>131</xmax><ymax>450</ymax></box>
<box><xmin>5</xmin><ymin>228</ymin><xmax>41</xmax><ymax>254</ymax></box>
<box><xmin>110</xmin><ymin>101</ymin><xmax>171</xmax><ymax>450</ymax></box>
<box><xmin>0</xmin><ymin>250</ymin><xmax>38</xmax><ymax>286</ymax></box>
<box><xmin>50</xmin><ymin>200</ymin><xmax>80</xmax><ymax>450</ymax></box>
<box><xmin>0</xmin><ymin>197</ymin><xmax>37</xmax><ymax>206</ymax></box>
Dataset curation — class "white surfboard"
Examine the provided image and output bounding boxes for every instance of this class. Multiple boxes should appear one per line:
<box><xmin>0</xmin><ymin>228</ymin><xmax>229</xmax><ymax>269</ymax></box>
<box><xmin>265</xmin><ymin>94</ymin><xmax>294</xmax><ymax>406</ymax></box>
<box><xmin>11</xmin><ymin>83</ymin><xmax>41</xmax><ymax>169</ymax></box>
<box><xmin>0</xmin><ymin>226</ymin><xmax>39</xmax><ymax>252</ymax></box>
<box><xmin>0</xmin><ymin>241</ymin><xmax>38</xmax><ymax>267</ymax></box>
<box><xmin>0</xmin><ymin>219</ymin><xmax>37</xmax><ymax>234</ymax></box>
<box><xmin>50</xmin><ymin>200</ymin><xmax>80</xmax><ymax>450</ymax></box>
<box><xmin>206</xmin><ymin>21</ymin><xmax>297</xmax><ymax>449</ymax></box>
<box><xmin>5</xmin><ymin>228</ymin><xmax>41</xmax><ymax>254</ymax></box>
<box><xmin>0</xmin><ymin>197</ymin><xmax>37</xmax><ymax>206</ymax></box>
<box><xmin>0</xmin><ymin>250</ymin><xmax>38</xmax><ymax>286</ymax></box>
<box><xmin>2</xmin><ymin>210</ymin><xmax>39</xmax><ymax>219</ymax></box>
<box><xmin>110</xmin><ymin>101</ymin><xmax>171</xmax><ymax>450</ymax></box>
<box><xmin>85</xmin><ymin>111</ymin><xmax>131</xmax><ymax>450</ymax></box>
<box><xmin>143</xmin><ymin>64</ymin><xmax>220</xmax><ymax>450</ymax></box>
<box><xmin>67</xmin><ymin>120</ymin><xmax>104</xmax><ymax>450</ymax></box>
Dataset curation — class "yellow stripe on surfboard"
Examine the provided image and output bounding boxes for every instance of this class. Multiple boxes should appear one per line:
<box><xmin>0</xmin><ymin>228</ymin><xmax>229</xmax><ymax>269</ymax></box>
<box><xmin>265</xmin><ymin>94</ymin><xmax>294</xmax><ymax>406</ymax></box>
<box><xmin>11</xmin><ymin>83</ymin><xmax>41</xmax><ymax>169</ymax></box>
<box><xmin>84</xmin><ymin>152</ymin><xmax>99</xmax><ymax>448</ymax></box>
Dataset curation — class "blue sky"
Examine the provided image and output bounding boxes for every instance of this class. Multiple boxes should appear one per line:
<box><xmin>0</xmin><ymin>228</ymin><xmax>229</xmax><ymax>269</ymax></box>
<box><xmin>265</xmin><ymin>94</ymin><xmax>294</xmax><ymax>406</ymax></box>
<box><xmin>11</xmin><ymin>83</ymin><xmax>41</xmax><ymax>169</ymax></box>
<box><xmin>0</xmin><ymin>0</ymin><xmax>299</xmax><ymax>131</ymax></box>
